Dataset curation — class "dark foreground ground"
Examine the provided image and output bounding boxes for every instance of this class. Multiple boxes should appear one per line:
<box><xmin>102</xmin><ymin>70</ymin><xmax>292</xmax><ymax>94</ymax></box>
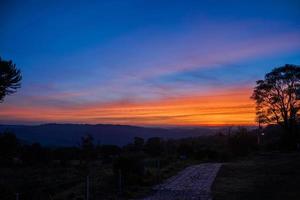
<box><xmin>0</xmin><ymin>159</ymin><xmax>198</xmax><ymax>200</ymax></box>
<box><xmin>212</xmin><ymin>152</ymin><xmax>300</xmax><ymax>200</ymax></box>
<box><xmin>1</xmin><ymin>152</ymin><xmax>300</xmax><ymax>200</ymax></box>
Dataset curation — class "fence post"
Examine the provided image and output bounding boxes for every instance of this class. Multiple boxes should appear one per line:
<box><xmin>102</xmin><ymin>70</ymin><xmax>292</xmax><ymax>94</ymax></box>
<box><xmin>157</xmin><ymin>159</ymin><xmax>161</xmax><ymax>183</ymax></box>
<box><xmin>118</xmin><ymin>169</ymin><xmax>122</xmax><ymax>195</ymax></box>
<box><xmin>86</xmin><ymin>175</ymin><xmax>90</xmax><ymax>200</ymax></box>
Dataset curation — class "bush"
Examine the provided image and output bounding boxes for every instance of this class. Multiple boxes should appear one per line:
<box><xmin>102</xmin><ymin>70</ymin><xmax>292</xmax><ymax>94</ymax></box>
<box><xmin>0</xmin><ymin>132</ymin><xmax>20</xmax><ymax>165</ymax></box>
<box><xmin>113</xmin><ymin>153</ymin><xmax>145</xmax><ymax>186</ymax></box>
<box><xmin>145</xmin><ymin>137</ymin><xmax>163</xmax><ymax>156</ymax></box>
<box><xmin>228</xmin><ymin>128</ymin><xmax>257</xmax><ymax>156</ymax></box>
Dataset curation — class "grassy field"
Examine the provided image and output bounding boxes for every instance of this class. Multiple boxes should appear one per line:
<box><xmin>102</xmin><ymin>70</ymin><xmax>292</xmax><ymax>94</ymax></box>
<box><xmin>212</xmin><ymin>152</ymin><xmax>300</xmax><ymax>200</ymax></box>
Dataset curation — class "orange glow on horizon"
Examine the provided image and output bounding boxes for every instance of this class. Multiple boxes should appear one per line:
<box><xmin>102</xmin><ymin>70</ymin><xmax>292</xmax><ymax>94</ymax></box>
<box><xmin>0</xmin><ymin>87</ymin><xmax>256</xmax><ymax>126</ymax></box>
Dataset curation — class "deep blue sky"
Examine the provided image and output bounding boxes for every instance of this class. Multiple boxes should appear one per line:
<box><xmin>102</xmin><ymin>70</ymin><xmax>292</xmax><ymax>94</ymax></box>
<box><xmin>1</xmin><ymin>0</ymin><xmax>300</xmax><ymax>125</ymax></box>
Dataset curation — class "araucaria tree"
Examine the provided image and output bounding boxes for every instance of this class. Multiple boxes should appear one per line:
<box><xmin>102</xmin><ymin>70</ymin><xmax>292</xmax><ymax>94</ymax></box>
<box><xmin>0</xmin><ymin>58</ymin><xmax>22</xmax><ymax>102</ymax></box>
<box><xmin>251</xmin><ymin>64</ymin><xmax>300</xmax><ymax>146</ymax></box>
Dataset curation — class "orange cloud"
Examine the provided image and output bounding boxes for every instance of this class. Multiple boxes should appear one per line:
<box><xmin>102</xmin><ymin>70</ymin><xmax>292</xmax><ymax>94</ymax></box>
<box><xmin>0</xmin><ymin>87</ymin><xmax>255</xmax><ymax>126</ymax></box>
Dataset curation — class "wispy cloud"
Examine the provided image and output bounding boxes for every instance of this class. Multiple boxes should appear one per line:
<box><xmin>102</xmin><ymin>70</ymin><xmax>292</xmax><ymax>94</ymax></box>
<box><xmin>0</xmin><ymin>86</ymin><xmax>255</xmax><ymax>126</ymax></box>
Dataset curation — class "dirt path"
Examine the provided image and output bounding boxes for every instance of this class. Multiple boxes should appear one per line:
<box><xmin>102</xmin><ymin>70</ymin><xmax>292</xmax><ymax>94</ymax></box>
<box><xmin>141</xmin><ymin>163</ymin><xmax>222</xmax><ymax>200</ymax></box>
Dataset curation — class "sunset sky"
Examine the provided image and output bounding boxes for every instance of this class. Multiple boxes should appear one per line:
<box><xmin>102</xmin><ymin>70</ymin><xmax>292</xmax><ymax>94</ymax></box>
<box><xmin>1</xmin><ymin>0</ymin><xmax>300</xmax><ymax>126</ymax></box>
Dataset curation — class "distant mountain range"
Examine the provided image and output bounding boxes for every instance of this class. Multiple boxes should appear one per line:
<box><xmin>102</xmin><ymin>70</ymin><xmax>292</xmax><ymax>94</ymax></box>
<box><xmin>0</xmin><ymin>124</ymin><xmax>219</xmax><ymax>146</ymax></box>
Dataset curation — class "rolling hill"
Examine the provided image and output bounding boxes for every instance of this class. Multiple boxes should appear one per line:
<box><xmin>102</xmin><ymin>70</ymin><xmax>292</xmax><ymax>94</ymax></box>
<box><xmin>0</xmin><ymin>124</ymin><xmax>217</xmax><ymax>146</ymax></box>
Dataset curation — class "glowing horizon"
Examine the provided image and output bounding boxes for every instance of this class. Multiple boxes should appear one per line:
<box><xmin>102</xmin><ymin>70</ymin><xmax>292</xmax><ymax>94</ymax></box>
<box><xmin>1</xmin><ymin>86</ymin><xmax>255</xmax><ymax>126</ymax></box>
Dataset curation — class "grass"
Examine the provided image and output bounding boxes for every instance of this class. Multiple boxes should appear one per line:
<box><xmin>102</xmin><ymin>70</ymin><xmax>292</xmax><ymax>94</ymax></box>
<box><xmin>212</xmin><ymin>152</ymin><xmax>300</xmax><ymax>200</ymax></box>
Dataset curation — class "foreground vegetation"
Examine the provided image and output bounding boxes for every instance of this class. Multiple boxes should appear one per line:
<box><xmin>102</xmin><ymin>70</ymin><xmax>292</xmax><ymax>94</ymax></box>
<box><xmin>213</xmin><ymin>152</ymin><xmax>300</xmax><ymax>200</ymax></box>
<box><xmin>0</xmin><ymin>125</ymin><xmax>299</xmax><ymax>199</ymax></box>
<box><xmin>0</xmin><ymin>127</ymin><xmax>257</xmax><ymax>200</ymax></box>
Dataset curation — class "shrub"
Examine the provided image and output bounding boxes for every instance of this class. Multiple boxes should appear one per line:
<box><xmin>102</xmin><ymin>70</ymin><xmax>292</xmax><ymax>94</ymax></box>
<box><xmin>113</xmin><ymin>153</ymin><xmax>145</xmax><ymax>186</ymax></box>
<box><xmin>228</xmin><ymin>128</ymin><xmax>257</xmax><ymax>156</ymax></box>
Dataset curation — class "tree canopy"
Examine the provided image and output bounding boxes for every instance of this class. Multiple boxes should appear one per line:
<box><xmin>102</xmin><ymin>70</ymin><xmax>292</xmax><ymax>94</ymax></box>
<box><xmin>0</xmin><ymin>57</ymin><xmax>22</xmax><ymax>102</ymax></box>
<box><xmin>251</xmin><ymin>64</ymin><xmax>300</xmax><ymax>132</ymax></box>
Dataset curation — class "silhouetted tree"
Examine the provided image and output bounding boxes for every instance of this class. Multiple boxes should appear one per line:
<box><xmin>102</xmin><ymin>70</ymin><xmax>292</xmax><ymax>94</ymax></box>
<box><xmin>251</xmin><ymin>64</ymin><xmax>300</xmax><ymax>148</ymax></box>
<box><xmin>123</xmin><ymin>137</ymin><xmax>145</xmax><ymax>152</ymax></box>
<box><xmin>145</xmin><ymin>137</ymin><xmax>162</xmax><ymax>156</ymax></box>
<box><xmin>0</xmin><ymin>132</ymin><xmax>20</xmax><ymax>164</ymax></box>
<box><xmin>53</xmin><ymin>147</ymin><xmax>80</xmax><ymax>165</ymax></box>
<box><xmin>99</xmin><ymin>144</ymin><xmax>121</xmax><ymax>162</ymax></box>
<box><xmin>21</xmin><ymin>143</ymin><xmax>51</xmax><ymax>164</ymax></box>
<box><xmin>113</xmin><ymin>153</ymin><xmax>145</xmax><ymax>186</ymax></box>
<box><xmin>228</xmin><ymin>128</ymin><xmax>257</xmax><ymax>156</ymax></box>
<box><xmin>80</xmin><ymin>134</ymin><xmax>96</xmax><ymax>164</ymax></box>
<box><xmin>134</xmin><ymin>137</ymin><xmax>144</xmax><ymax>147</ymax></box>
<box><xmin>0</xmin><ymin>57</ymin><xmax>22</xmax><ymax>102</ymax></box>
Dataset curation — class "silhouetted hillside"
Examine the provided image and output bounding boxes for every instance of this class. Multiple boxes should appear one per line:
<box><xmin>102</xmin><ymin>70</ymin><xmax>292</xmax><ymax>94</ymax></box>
<box><xmin>0</xmin><ymin>124</ymin><xmax>217</xmax><ymax>146</ymax></box>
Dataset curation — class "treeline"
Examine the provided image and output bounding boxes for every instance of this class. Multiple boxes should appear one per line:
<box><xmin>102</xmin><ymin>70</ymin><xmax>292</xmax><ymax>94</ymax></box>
<box><xmin>0</xmin><ymin>128</ymin><xmax>259</xmax><ymax>166</ymax></box>
<box><xmin>0</xmin><ymin>126</ymin><xmax>287</xmax><ymax>199</ymax></box>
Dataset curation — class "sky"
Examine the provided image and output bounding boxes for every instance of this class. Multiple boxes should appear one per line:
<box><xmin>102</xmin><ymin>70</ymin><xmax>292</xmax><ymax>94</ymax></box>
<box><xmin>0</xmin><ymin>0</ymin><xmax>300</xmax><ymax>126</ymax></box>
